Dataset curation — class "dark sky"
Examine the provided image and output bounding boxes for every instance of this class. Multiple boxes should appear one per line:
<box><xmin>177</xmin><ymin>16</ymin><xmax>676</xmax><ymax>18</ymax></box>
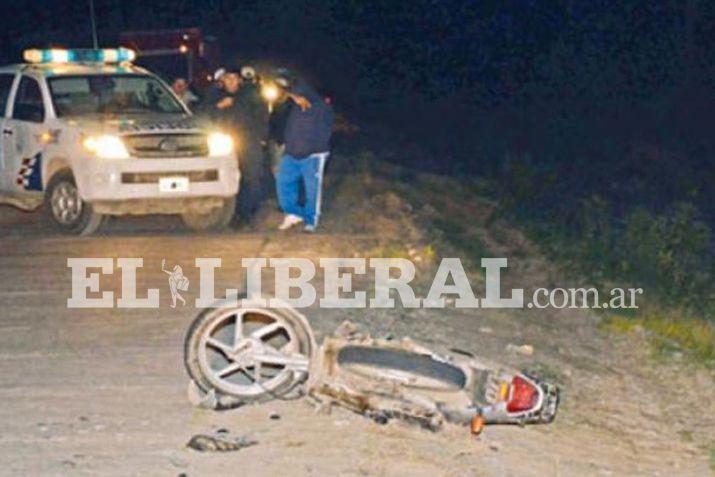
<box><xmin>1</xmin><ymin>0</ymin><xmax>714</xmax><ymax>150</ymax></box>
<box><xmin>2</xmin><ymin>1</ymin><xmax>713</xmax><ymax>106</ymax></box>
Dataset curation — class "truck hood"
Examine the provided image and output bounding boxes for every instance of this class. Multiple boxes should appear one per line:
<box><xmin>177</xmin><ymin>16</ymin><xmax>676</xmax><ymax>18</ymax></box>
<box><xmin>60</xmin><ymin>113</ymin><xmax>206</xmax><ymax>135</ymax></box>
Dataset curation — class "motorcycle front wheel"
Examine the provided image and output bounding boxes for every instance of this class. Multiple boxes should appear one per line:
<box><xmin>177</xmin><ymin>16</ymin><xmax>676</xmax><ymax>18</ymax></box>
<box><xmin>184</xmin><ymin>300</ymin><xmax>315</xmax><ymax>407</ymax></box>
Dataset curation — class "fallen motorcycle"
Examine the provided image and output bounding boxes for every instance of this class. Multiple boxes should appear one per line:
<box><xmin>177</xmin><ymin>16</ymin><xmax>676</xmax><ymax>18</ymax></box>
<box><xmin>183</xmin><ymin>299</ymin><xmax>559</xmax><ymax>432</ymax></box>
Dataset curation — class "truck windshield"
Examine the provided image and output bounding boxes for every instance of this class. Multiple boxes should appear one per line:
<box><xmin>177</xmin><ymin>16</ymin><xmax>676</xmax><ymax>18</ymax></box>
<box><xmin>48</xmin><ymin>74</ymin><xmax>185</xmax><ymax>117</ymax></box>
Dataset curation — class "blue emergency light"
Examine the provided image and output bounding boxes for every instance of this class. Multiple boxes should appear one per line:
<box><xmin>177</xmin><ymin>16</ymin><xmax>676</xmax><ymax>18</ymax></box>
<box><xmin>23</xmin><ymin>48</ymin><xmax>136</xmax><ymax>64</ymax></box>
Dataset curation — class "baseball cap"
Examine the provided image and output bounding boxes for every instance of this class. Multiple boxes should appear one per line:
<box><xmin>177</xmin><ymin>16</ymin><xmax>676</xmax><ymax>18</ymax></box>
<box><xmin>241</xmin><ymin>66</ymin><xmax>256</xmax><ymax>81</ymax></box>
<box><xmin>213</xmin><ymin>67</ymin><xmax>226</xmax><ymax>81</ymax></box>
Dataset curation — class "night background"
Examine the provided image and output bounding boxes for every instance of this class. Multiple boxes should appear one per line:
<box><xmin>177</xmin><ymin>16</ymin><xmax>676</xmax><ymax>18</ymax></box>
<box><xmin>3</xmin><ymin>0</ymin><xmax>712</xmax><ymax>329</ymax></box>
<box><xmin>0</xmin><ymin>2</ymin><xmax>711</xmax><ymax>322</ymax></box>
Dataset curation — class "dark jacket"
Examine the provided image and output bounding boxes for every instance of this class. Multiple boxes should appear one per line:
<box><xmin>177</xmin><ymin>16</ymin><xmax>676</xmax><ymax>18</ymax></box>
<box><xmin>212</xmin><ymin>84</ymin><xmax>268</xmax><ymax>143</ymax></box>
<box><xmin>268</xmin><ymin>99</ymin><xmax>292</xmax><ymax>145</ymax></box>
<box><xmin>196</xmin><ymin>83</ymin><xmax>224</xmax><ymax>120</ymax></box>
<box><xmin>284</xmin><ymin>80</ymin><xmax>334</xmax><ymax>158</ymax></box>
<box><xmin>234</xmin><ymin>82</ymin><xmax>269</xmax><ymax>139</ymax></box>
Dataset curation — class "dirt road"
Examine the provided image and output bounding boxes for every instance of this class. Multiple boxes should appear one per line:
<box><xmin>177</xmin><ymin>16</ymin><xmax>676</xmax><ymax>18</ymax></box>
<box><xmin>0</xmin><ymin>203</ymin><xmax>712</xmax><ymax>477</ymax></box>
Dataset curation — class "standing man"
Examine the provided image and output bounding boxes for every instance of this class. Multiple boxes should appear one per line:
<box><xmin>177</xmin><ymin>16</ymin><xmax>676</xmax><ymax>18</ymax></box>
<box><xmin>274</xmin><ymin>75</ymin><xmax>334</xmax><ymax>232</ymax></box>
<box><xmin>266</xmin><ymin>77</ymin><xmax>292</xmax><ymax>177</ymax></box>
<box><xmin>196</xmin><ymin>68</ymin><xmax>226</xmax><ymax>120</ymax></box>
<box><xmin>213</xmin><ymin>66</ymin><xmax>269</xmax><ymax>223</ymax></box>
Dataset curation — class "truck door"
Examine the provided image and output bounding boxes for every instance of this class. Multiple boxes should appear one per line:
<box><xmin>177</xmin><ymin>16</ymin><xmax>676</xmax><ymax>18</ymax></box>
<box><xmin>0</xmin><ymin>72</ymin><xmax>18</xmax><ymax>190</ymax></box>
<box><xmin>3</xmin><ymin>75</ymin><xmax>46</xmax><ymax>193</ymax></box>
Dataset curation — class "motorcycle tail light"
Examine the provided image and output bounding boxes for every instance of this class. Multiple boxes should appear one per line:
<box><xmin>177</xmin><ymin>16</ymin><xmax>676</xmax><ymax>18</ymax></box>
<box><xmin>506</xmin><ymin>376</ymin><xmax>539</xmax><ymax>412</ymax></box>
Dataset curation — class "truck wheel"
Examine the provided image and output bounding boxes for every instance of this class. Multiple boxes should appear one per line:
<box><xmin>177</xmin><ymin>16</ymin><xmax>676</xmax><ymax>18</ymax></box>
<box><xmin>181</xmin><ymin>196</ymin><xmax>236</xmax><ymax>231</ymax></box>
<box><xmin>44</xmin><ymin>170</ymin><xmax>104</xmax><ymax>236</ymax></box>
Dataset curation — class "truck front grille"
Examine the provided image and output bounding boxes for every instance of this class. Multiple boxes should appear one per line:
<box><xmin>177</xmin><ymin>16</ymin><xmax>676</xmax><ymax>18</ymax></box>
<box><xmin>121</xmin><ymin>170</ymin><xmax>219</xmax><ymax>184</ymax></box>
<box><xmin>124</xmin><ymin>133</ymin><xmax>209</xmax><ymax>158</ymax></box>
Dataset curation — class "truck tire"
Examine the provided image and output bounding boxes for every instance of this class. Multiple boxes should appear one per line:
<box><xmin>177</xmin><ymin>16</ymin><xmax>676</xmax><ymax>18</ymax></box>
<box><xmin>181</xmin><ymin>196</ymin><xmax>236</xmax><ymax>231</ymax></box>
<box><xmin>44</xmin><ymin>170</ymin><xmax>104</xmax><ymax>236</ymax></box>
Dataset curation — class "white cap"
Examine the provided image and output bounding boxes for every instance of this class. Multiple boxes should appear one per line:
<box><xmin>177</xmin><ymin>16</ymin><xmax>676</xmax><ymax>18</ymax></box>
<box><xmin>213</xmin><ymin>68</ymin><xmax>226</xmax><ymax>81</ymax></box>
<box><xmin>241</xmin><ymin>66</ymin><xmax>256</xmax><ymax>80</ymax></box>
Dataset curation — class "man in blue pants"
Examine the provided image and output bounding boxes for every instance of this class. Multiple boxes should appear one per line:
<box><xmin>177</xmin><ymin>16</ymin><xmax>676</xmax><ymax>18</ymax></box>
<box><xmin>274</xmin><ymin>75</ymin><xmax>334</xmax><ymax>232</ymax></box>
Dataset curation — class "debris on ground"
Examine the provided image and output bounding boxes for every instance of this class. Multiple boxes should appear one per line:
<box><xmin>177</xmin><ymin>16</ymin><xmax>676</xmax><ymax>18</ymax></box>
<box><xmin>187</xmin><ymin>381</ymin><xmax>217</xmax><ymax>409</ymax></box>
<box><xmin>186</xmin><ymin>431</ymin><xmax>257</xmax><ymax>452</ymax></box>
<box><xmin>506</xmin><ymin>343</ymin><xmax>535</xmax><ymax>356</ymax></box>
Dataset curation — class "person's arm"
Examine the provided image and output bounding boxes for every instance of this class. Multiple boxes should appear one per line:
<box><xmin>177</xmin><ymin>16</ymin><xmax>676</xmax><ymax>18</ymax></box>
<box><xmin>288</xmin><ymin>93</ymin><xmax>311</xmax><ymax>111</ymax></box>
<box><xmin>216</xmin><ymin>96</ymin><xmax>234</xmax><ymax>109</ymax></box>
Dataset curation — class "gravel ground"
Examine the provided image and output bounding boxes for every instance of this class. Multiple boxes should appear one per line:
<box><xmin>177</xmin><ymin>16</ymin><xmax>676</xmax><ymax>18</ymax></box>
<box><xmin>0</xmin><ymin>205</ymin><xmax>712</xmax><ymax>477</ymax></box>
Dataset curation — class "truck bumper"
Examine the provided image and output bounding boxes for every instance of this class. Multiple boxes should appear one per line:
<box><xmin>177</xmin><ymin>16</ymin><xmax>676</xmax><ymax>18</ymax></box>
<box><xmin>92</xmin><ymin>196</ymin><xmax>228</xmax><ymax>215</ymax></box>
<box><xmin>75</xmin><ymin>154</ymin><xmax>240</xmax><ymax>203</ymax></box>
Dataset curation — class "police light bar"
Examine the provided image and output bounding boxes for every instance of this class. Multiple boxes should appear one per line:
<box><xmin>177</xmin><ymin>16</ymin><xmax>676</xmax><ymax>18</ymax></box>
<box><xmin>23</xmin><ymin>48</ymin><xmax>136</xmax><ymax>64</ymax></box>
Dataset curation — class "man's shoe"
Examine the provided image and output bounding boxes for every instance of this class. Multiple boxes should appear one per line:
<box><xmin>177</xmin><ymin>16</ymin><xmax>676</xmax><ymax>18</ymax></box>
<box><xmin>278</xmin><ymin>214</ymin><xmax>303</xmax><ymax>230</ymax></box>
<box><xmin>303</xmin><ymin>224</ymin><xmax>316</xmax><ymax>233</ymax></box>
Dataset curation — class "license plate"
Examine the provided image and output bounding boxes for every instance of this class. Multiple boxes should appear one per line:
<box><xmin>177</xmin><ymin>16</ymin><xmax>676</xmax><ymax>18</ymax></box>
<box><xmin>159</xmin><ymin>176</ymin><xmax>189</xmax><ymax>193</ymax></box>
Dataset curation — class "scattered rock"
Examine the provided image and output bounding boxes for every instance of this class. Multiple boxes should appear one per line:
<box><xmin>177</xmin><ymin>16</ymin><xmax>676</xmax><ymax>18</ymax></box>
<box><xmin>506</xmin><ymin>344</ymin><xmax>534</xmax><ymax>356</ymax></box>
<box><xmin>284</xmin><ymin>439</ymin><xmax>306</xmax><ymax>448</ymax></box>
<box><xmin>169</xmin><ymin>456</ymin><xmax>188</xmax><ymax>469</ymax></box>
<box><xmin>269</xmin><ymin>413</ymin><xmax>281</xmax><ymax>420</ymax></box>
<box><xmin>314</xmin><ymin>401</ymin><xmax>333</xmax><ymax>415</ymax></box>
<box><xmin>334</xmin><ymin>320</ymin><xmax>359</xmax><ymax>339</ymax></box>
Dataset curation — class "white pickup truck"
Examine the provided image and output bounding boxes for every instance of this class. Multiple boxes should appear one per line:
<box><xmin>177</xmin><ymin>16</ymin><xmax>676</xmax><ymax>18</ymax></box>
<box><xmin>0</xmin><ymin>48</ymin><xmax>239</xmax><ymax>235</ymax></box>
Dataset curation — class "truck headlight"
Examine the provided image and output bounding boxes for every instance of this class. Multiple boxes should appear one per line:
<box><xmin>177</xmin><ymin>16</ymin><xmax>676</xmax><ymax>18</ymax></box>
<box><xmin>261</xmin><ymin>83</ymin><xmax>280</xmax><ymax>102</ymax></box>
<box><xmin>83</xmin><ymin>135</ymin><xmax>129</xmax><ymax>159</ymax></box>
<box><xmin>207</xmin><ymin>132</ymin><xmax>234</xmax><ymax>156</ymax></box>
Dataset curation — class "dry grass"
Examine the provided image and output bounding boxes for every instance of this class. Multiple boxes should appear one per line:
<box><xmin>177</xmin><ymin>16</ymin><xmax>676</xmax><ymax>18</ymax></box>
<box><xmin>604</xmin><ymin>308</ymin><xmax>715</xmax><ymax>364</ymax></box>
